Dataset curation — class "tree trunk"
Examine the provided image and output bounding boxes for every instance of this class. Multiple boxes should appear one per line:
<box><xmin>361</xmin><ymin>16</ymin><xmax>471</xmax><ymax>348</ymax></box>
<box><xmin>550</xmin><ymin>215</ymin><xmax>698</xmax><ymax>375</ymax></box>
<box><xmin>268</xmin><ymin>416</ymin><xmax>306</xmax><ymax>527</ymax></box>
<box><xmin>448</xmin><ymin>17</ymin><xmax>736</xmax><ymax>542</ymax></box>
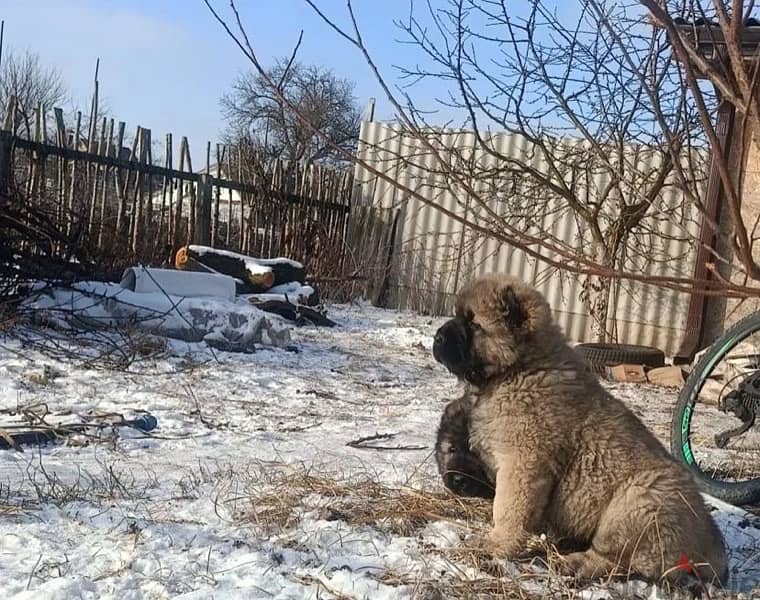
<box><xmin>581</xmin><ymin>273</ymin><xmax>613</xmax><ymax>343</ymax></box>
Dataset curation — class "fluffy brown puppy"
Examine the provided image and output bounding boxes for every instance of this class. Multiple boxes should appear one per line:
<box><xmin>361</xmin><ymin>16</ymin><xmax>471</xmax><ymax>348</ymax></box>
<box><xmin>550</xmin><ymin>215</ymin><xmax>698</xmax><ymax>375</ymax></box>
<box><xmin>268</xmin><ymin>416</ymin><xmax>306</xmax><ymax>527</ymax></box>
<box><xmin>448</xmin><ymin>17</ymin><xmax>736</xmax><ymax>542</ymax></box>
<box><xmin>436</xmin><ymin>395</ymin><xmax>495</xmax><ymax>499</ymax></box>
<box><xmin>432</xmin><ymin>274</ymin><xmax>727</xmax><ymax>585</ymax></box>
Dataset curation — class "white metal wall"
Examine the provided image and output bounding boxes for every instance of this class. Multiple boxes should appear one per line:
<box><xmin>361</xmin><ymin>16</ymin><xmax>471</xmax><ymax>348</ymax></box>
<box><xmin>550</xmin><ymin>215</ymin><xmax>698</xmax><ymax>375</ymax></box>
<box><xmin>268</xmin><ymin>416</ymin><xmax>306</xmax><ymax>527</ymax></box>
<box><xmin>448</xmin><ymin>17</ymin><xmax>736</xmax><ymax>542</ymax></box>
<box><xmin>353</xmin><ymin>122</ymin><xmax>703</xmax><ymax>355</ymax></box>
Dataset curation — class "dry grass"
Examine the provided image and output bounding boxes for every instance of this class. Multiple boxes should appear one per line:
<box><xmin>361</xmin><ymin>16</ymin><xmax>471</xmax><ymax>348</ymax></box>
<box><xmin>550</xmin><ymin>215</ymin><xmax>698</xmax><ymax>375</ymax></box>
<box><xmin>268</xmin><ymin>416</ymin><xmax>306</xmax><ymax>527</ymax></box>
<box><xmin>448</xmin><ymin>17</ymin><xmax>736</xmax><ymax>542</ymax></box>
<box><xmin>1</xmin><ymin>456</ymin><xmax>160</xmax><ymax>513</ymax></box>
<box><xmin>235</xmin><ymin>466</ymin><xmax>558</xmax><ymax>598</ymax></box>
<box><xmin>5</xmin><ymin>455</ymin><xmax>749</xmax><ymax>598</ymax></box>
<box><xmin>234</xmin><ymin>465</ymin><xmax>693</xmax><ymax>600</ymax></box>
<box><xmin>241</xmin><ymin>469</ymin><xmax>492</xmax><ymax>536</ymax></box>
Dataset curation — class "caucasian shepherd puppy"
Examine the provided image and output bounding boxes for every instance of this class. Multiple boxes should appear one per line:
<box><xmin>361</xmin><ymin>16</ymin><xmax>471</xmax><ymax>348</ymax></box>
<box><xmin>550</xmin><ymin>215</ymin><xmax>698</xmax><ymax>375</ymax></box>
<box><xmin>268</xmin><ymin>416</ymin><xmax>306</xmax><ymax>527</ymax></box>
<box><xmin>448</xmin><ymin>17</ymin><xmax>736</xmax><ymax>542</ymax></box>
<box><xmin>432</xmin><ymin>274</ymin><xmax>727</xmax><ymax>586</ymax></box>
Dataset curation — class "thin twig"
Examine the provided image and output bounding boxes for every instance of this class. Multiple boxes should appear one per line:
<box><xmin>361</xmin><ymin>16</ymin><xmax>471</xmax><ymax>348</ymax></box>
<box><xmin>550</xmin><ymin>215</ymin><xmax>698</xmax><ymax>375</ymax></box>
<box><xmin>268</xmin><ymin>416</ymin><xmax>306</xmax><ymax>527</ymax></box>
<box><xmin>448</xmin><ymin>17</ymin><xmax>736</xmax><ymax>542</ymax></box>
<box><xmin>346</xmin><ymin>432</ymin><xmax>427</xmax><ymax>451</ymax></box>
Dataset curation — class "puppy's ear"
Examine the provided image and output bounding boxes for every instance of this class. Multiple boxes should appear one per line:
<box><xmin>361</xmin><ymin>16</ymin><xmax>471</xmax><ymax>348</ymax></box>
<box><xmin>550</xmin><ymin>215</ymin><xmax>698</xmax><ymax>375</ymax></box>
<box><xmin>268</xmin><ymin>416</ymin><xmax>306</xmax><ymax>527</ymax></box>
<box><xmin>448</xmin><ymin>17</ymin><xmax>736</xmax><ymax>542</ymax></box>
<box><xmin>502</xmin><ymin>286</ymin><xmax>526</xmax><ymax>329</ymax></box>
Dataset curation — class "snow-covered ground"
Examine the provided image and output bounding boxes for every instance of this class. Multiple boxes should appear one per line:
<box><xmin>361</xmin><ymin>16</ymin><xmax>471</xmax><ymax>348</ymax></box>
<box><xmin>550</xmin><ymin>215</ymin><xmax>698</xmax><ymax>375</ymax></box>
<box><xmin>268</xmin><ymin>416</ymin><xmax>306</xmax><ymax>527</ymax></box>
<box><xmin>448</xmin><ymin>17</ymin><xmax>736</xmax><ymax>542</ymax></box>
<box><xmin>1</xmin><ymin>302</ymin><xmax>759</xmax><ymax>599</ymax></box>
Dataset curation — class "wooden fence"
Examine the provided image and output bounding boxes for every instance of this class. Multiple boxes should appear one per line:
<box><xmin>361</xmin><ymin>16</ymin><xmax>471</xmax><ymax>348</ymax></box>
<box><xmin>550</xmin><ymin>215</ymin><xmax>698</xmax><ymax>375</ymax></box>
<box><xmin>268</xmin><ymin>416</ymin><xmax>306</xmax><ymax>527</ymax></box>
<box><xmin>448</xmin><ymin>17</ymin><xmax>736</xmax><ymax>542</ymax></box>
<box><xmin>0</xmin><ymin>97</ymin><xmax>391</xmax><ymax>291</ymax></box>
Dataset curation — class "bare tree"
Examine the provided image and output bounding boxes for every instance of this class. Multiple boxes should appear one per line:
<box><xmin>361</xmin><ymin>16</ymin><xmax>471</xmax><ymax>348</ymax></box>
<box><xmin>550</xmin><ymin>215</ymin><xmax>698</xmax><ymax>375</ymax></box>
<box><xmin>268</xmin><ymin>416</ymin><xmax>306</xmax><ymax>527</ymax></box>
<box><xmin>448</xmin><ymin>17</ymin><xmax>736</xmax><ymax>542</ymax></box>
<box><xmin>221</xmin><ymin>58</ymin><xmax>361</xmax><ymax>165</ymax></box>
<box><xmin>205</xmin><ymin>0</ymin><xmax>760</xmax><ymax>326</ymax></box>
<box><xmin>0</xmin><ymin>48</ymin><xmax>68</xmax><ymax>138</ymax></box>
<box><xmin>378</xmin><ymin>0</ymin><xmax>712</xmax><ymax>338</ymax></box>
<box><xmin>639</xmin><ymin>2</ymin><xmax>760</xmax><ymax>282</ymax></box>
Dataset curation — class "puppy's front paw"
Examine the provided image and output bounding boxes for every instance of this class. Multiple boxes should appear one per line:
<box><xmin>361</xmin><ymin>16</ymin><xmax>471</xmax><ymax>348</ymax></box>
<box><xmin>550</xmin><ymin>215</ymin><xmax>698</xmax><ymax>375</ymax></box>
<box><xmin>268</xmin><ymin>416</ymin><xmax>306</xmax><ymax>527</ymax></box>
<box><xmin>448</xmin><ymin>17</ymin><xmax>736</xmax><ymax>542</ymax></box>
<box><xmin>467</xmin><ymin>530</ymin><xmax>523</xmax><ymax>558</ymax></box>
<box><xmin>555</xmin><ymin>549</ymin><xmax>615</xmax><ymax>581</ymax></box>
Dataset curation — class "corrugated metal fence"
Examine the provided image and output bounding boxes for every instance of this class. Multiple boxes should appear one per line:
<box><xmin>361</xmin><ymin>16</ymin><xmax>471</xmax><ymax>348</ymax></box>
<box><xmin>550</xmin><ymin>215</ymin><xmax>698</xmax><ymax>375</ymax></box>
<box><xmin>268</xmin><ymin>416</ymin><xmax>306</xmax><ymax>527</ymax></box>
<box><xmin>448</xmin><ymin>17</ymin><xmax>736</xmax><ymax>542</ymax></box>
<box><xmin>352</xmin><ymin>122</ymin><xmax>704</xmax><ymax>355</ymax></box>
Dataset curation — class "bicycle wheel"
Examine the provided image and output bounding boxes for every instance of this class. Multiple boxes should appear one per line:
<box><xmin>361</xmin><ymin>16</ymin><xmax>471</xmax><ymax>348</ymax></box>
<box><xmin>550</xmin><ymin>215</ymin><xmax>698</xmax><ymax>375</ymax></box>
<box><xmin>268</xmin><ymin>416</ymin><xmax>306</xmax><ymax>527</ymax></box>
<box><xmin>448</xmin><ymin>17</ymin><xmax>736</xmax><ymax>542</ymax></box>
<box><xmin>671</xmin><ymin>312</ymin><xmax>760</xmax><ymax>505</ymax></box>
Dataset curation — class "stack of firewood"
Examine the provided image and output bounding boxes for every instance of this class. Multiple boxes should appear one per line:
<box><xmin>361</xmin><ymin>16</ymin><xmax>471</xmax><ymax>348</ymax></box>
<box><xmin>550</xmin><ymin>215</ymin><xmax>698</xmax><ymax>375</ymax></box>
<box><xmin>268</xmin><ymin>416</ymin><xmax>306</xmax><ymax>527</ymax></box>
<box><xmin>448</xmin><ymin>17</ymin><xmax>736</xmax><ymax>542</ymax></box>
<box><xmin>174</xmin><ymin>245</ymin><xmax>334</xmax><ymax>327</ymax></box>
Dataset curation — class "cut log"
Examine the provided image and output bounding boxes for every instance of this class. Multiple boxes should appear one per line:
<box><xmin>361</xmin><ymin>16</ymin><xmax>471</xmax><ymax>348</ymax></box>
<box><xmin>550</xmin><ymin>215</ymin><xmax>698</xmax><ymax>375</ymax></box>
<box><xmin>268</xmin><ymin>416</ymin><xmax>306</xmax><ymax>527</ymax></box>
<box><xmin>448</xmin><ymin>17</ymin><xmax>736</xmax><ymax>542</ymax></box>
<box><xmin>185</xmin><ymin>245</ymin><xmax>306</xmax><ymax>287</ymax></box>
<box><xmin>175</xmin><ymin>245</ymin><xmax>275</xmax><ymax>293</ymax></box>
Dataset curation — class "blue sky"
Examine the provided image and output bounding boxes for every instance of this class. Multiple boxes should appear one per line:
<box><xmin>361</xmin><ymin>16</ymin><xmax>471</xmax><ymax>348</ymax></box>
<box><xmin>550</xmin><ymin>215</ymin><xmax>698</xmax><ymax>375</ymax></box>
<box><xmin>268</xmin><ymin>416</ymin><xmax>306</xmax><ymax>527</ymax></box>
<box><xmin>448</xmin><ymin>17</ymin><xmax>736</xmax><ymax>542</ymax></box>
<box><xmin>2</xmin><ymin>0</ymin><xmax>446</xmax><ymax>158</ymax></box>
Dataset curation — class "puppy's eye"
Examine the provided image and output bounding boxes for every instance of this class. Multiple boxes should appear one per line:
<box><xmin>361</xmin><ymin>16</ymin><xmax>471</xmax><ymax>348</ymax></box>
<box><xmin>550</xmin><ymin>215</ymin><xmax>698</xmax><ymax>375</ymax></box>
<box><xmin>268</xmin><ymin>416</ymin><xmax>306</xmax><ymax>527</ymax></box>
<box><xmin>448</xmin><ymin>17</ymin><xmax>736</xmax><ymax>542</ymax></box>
<box><xmin>449</xmin><ymin>446</ymin><xmax>458</xmax><ymax>454</ymax></box>
<box><xmin>470</xmin><ymin>321</ymin><xmax>483</xmax><ymax>332</ymax></box>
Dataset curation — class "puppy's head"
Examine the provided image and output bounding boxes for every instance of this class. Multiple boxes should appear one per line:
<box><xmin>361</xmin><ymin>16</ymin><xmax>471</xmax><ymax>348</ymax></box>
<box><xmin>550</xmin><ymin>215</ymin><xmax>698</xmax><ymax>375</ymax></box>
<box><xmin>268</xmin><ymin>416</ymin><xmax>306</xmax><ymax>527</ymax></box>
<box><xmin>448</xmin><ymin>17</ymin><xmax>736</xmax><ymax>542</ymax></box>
<box><xmin>435</xmin><ymin>397</ymin><xmax>494</xmax><ymax>499</ymax></box>
<box><xmin>432</xmin><ymin>274</ymin><xmax>553</xmax><ymax>385</ymax></box>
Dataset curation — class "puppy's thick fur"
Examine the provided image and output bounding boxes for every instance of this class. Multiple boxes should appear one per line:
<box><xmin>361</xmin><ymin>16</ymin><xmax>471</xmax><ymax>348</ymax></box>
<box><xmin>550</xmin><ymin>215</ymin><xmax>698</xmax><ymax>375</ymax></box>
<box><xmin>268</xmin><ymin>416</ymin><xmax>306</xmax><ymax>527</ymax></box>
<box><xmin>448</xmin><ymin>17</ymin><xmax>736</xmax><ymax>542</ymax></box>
<box><xmin>436</xmin><ymin>395</ymin><xmax>495</xmax><ymax>499</ymax></box>
<box><xmin>432</xmin><ymin>274</ymin><xmax>727</xmax><ymax>585</ymax></box>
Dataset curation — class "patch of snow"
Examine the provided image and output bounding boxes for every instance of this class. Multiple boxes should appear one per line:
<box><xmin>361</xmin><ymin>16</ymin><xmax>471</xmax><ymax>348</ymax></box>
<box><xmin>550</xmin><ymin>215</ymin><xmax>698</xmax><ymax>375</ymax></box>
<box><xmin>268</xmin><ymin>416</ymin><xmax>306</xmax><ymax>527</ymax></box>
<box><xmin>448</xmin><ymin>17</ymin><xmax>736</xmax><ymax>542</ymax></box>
<box><xmin>0</xmin><ymin>302</ymin><xmax>757</xmax><ymax>598</ymax></box>
<box><xmin>268</xmin><ymin>282</ymin><xmax>316</xmax><ymax>299</ymax></box>
<box><xmin>244</xmin><ymin>284</ymin><xmax>317</xmax><ymax>307</ymax></box>
<box><xmin>22</xmin><ymin>280</ymin><xmax>292</xmax><ymax>351</ymax></box>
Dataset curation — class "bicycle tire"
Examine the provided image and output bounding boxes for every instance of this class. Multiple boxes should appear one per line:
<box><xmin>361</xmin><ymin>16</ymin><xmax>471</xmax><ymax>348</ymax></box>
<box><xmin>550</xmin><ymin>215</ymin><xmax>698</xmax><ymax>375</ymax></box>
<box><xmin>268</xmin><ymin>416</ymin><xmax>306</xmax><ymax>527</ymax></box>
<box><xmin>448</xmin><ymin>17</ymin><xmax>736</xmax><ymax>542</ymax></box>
<box><xmin>575</xmin><ymin>343</ymin><xmax>665</xmax><ymax>374</ymax></box>
<box><xmin>670</xmin><ymin>312</ymin><xmax>760</xmax><ymax>506</ymax></box>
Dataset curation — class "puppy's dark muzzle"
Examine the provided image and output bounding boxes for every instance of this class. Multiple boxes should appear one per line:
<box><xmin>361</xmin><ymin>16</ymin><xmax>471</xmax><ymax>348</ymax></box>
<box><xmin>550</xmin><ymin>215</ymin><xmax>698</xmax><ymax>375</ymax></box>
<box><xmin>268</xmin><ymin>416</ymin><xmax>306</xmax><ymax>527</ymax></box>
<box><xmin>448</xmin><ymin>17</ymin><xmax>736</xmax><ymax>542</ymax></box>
<box><xmin>433</xmin><ymin>318</ymin><xmax>468</xmax><ymax>373</ymax></box>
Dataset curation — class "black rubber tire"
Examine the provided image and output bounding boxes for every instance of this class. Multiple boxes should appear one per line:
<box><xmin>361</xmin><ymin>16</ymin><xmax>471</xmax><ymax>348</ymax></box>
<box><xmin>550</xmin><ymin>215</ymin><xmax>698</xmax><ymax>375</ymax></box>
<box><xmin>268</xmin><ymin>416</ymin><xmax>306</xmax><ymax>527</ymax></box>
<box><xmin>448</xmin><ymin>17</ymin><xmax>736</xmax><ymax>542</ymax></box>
<box><xmin>670</xmin><ymin>312</ymin><xmax>760</xmax><ymax>506</ymax></box>
<box><xmin>575</xmin><ymin>342</ymin><xmax>665</xmax><ymax>374</ymax></box>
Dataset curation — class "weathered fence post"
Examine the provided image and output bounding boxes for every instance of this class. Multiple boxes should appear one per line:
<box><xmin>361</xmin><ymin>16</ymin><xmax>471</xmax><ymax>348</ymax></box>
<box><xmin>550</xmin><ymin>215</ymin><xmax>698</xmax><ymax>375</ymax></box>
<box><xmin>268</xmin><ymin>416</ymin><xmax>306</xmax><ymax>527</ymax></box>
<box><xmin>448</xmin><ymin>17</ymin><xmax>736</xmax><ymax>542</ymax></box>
<box><xmin>0</xmin><ymin>129</ymin><xmax>11</xmax><ymax>195</ymax></box>
<box><xmin>373</xmin><ymin>209</ymin><xmax>400</xmax><ymax>308</ymax></box>
<box><xmin>212</xmin><ymin>143</ymin><xmax>221</xmax><ymax>247</ymax></box>
<box><xmin>0</xmin><ymin>96</ymin><xmax>17</xmax><ymax>195</ymax></box>
<box><xmin>195</xmin><ymin>173</ymin><xmax>212</xmax><ymax>246</ymax></box>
